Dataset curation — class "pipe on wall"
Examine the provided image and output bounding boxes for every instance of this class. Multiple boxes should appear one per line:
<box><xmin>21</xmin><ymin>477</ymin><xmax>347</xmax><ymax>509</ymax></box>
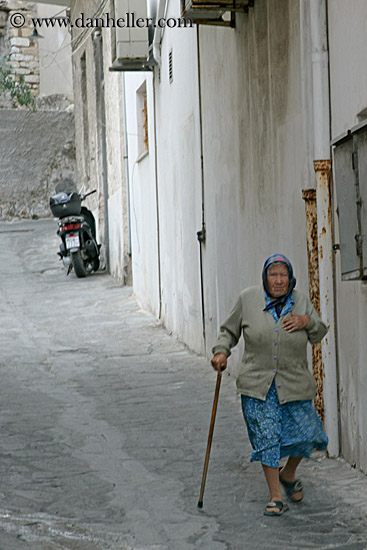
<box><xmin>152</xmin><ymin>72</ymin><xmax>162</xmax><ymax>319</ymax></box>
<box><xmin>310</xmin><ymin>0</ymin><xmax>331</xmax><ymax>160</ymax></box>
<box><xmin>302</xmin><ymin>189</ymin><xmax>324</xmax><ymax>422</ymax></box>
<box><xmin>122</xmin><ymin>73</ymin><xmax>133</xmax><ymax>284</ymax></box>
<box><xmin>196</xmin><ymin>24</ymin><xmax>206</xmax><ymax>349</ymax></box>
<box><xmin>309</xmin><ymin>0</ymin><xmax>339</xmax><ymax>457</ymax></box>
<box><xmin>314</xmin><ymin>160</ymin><xmax>339</xmax><ymax>456</ymax></box>
<box><xmin>152</xmin><ymin>0</ymin><xmax>168</xmax><ymax>64</ymax></box>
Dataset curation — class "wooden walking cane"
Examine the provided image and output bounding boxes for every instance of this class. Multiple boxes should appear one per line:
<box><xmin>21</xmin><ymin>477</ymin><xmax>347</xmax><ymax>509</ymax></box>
<box><xmin>197</xmin><ymin>367</ymin><xmax>224</xmax><ymax>509</ymax></box>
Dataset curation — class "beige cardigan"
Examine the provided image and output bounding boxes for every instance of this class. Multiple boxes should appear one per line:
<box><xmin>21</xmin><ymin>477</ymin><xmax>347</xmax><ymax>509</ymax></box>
<box><xmin>212</xmin><ymin>286</ymin><xmax>328</xmax><ymax>403</ymax></box>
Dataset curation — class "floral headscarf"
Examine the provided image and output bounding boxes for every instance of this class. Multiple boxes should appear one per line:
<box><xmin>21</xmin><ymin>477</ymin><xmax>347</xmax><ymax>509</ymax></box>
<box><xmin>262</xmin><ymin>254</ymin><xmax>296</xmax><ymax>316</ymax></box>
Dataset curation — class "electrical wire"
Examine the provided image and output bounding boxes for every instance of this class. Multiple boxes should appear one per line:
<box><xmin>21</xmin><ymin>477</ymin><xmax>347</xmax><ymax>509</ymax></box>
<box><xmin>32</xmin><ymin>0</ymin><xmax>108</xmax><ymax>67</ymax></box>
<box><xmin>38</xmin><ymin>19</ymin><xmax>70</xmax><ymax>72</ymax></box>
<box><xmin>71</xmin><ymin>0</ymin><xmax>109</xmax><ymax>54</ymax></box>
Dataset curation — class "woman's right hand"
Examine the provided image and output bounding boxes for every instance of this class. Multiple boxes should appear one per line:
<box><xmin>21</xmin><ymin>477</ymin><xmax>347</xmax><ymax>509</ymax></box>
<box><xmin>211</xmin><ymin>353</ymin><xmax>227</xmax><ymax>372</ymax></box>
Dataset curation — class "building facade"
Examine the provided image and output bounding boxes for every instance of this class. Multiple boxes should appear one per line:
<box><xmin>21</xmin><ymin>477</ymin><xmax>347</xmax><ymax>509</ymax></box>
<box><xmin>59</xmin><ymin>0</ymin><xmax>367</xmax><ymax>473</ymax></box>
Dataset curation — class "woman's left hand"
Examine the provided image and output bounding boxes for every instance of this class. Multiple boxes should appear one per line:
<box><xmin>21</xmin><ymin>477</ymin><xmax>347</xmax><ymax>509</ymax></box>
<box><xmin>283</xmin><ymin>312</ymin><xmax>310</xmax><ymax>332</ymax></box>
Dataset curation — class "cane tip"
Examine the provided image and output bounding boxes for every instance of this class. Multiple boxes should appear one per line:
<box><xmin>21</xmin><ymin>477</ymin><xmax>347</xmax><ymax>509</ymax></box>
<box><xmin>197</xmin><ymin>501</ymin><xmax>203</xmax><ymax>509</ymax></box>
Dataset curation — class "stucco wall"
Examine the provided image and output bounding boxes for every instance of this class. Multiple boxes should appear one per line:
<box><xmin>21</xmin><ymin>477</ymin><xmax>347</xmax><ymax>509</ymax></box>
<box><xmin>71</xmin><ymin>0</ymin><xmax>129</xmax><ymax>281</ymax></box>
<box><xmin>102</xmin><ymin>28</ymin><xmax>128</xmax><ymax>282</ymax></box>
<box><xmin>0</xmin><ymin>109</ymin><xmax>75</xmax><ymax>219</ymax></box>
<box><xmin>199</xmin><ymin>0</ymin><xmax>309</xmax><ymax>367</ymax></box>
<box><xmin>71</xmin><ymin>0</ymin><xmax>105</xmax><ymax>262</ymax></box>
<box><xmin>143</xmin><ymin>0</ymin><xmax>309</xmax><ymax>359</ymax></box>
<box><xmin>124</xmin><ymin>72</ymin><xmax>160</xmax><ymax>316</ymax></box>
<box><xmin>154</xmin><ymin>4</ymin><xmax>203</xmax><ymax>351</ymax></box>
<box><xmin>125</xmin><ymin>0</ymin><xmax>310</xmax><ymax>358</ymax></box>
<box><xmin>115</xmin><ymin>1</ymin><xmax>204</xmax><ymax>344</ymax></box>
<box><xmin>328</xmin><ymin>0</ymin><xmax>367</xmax><ymax>137</ymax></box>
<box><xmin>328</xmin><ymin>0</ymin><xmax>367</xmax><ymax>472</ymax></box>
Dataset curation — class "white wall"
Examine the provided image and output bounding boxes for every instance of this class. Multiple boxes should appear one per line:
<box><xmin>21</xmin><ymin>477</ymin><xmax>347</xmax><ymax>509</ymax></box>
<box><xmin>128</xmin><ymin>0</ymin><xmax>312</xmax><ymax>362</ymax></box>
<box><xmin>154</xmin><ymin>0</ymin><xmax>204</xmax><ymax>353</ymax></box>
<box><xmin>199</xmin><ymin>0</ymin><xmax>310</xmax><ymax>366</ymax></box>
<box><xmin>328</xmin><ymin>0</ymin><xmax>367</xmax><ymax>472</ymax></box>
<box><xmin>36</xmin><ymin>3</ymin><xmax>73</xmax><ymax>98</ymax></box>
<box><xmin>124</xmin><ymin>2</ymin><xmax>204</xmax><ymax>341</ymax></box>
<box><xmin>125</xmin><ymin>71</ymin><xmax>160</xmax><ymax>315</ymax></box>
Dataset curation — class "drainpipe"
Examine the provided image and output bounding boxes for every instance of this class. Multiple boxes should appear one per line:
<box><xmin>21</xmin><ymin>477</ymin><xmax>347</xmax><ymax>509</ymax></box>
<box><xmin>122</xmin><ymin>73</ymin><xmax>132</xmax><ymax>284</ymax></box>
<box><xmin>300</xmin><ymin>1</ymin><xmax>324</xmax><ymax>419</ymax></box>
<box><xmin>152</xmin><ymin>0</ymin><xmax>168</xmax><ymax>64</ymax></box>
<box><xmin>302</xmin><ymin>189</ymin><xmax>324</xmax><ymax>421</ymax></box>
<box><xmin>196</xmin><ymin>25</ymin><xmax>206</xmax><ymax>349</ymax></box>
<box><xmin>152</xmin><ymin>72</ymin><xmax>162</xmax><ymax>319</ymax></box>
<box><xmin>151</xmin><ymin>0</ymin><xmax>166</xmax><ymax>317</ymax></box>
<box><xmin>310</xmin><ymin>0</ymin><xmax>339</xmax><ymax>457</ymax></box>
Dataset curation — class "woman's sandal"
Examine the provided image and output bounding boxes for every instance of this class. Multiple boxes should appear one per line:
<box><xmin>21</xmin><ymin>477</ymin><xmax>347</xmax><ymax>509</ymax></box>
<box><xmin>264</xmin><ymin>500</ymin><xmax>289</xmax><ymax>516</ymax></box>
<box><xmin>279</xmin><ymin>475</ymin><xmax>304</xmax><ymax>502</ymax></box>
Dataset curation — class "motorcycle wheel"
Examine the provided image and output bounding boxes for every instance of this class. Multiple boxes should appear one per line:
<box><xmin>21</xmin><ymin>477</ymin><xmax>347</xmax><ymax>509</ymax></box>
<box><xmin>71</xmin><ymin>250</ymin><xmax>88</xmax><ymax>278</ymax></box>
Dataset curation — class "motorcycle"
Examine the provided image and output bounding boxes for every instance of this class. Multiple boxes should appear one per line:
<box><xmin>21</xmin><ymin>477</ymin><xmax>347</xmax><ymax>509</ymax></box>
<box><xmin>50</xmin><ymin>189</ymin><xmax>101</xmax><ymax>278</ymax></box>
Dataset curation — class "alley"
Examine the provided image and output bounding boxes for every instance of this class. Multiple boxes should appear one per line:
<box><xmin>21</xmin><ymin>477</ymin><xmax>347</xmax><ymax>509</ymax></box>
<box><xmin>0</xmin><ymin>218</ymin><xmax>367</xmax><ymax>550</ymax></box>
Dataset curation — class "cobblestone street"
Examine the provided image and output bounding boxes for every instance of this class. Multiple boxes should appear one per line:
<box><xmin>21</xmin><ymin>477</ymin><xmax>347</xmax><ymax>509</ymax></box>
<box><xmin>0</xmin><ymin>218</ymin><xmax>366</xmax><ymax>550</ymax></box>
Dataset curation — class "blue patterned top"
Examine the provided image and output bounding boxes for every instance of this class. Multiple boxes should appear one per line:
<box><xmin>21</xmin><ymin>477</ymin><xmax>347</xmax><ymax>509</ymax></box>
<box><xmin>264</xmin><ymin>291</ymin><xmax>294</xmax><ymax>323</ymax></box>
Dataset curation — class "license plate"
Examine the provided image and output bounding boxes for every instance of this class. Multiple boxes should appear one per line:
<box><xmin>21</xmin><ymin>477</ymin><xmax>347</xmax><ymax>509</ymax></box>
<box><xmin>66</xmin><ymin>234</ymin><xmax>80</xmax><ymax>249</ymax></box>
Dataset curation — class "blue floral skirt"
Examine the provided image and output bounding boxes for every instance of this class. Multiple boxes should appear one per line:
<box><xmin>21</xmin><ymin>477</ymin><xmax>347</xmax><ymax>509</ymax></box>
<box><xmin>241</xmin><ymin>380</ymin><xmax>328</xmax><ymax>468</ymax></box>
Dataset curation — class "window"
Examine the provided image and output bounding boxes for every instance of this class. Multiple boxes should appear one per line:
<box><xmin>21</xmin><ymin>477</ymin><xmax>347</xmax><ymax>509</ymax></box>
<box><xmin>136</xmin><ymin>81</ymin><xmax>149</xmax><ymax>158</ymax></box>
<box><xmin>333</xmin><ymin>120</ymin><xmax>367</xmax><ymax>280</ymax></box>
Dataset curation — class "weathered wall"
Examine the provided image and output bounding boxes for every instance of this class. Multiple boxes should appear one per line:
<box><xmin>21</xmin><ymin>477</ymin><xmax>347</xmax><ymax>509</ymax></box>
<box><xmin>103</xmin><ymin>27</ymin><xmax>129</xmax><ymax>282</ymax></box>
<box><xmin>7</xmin><ymin>0</ymin><xmax>40</xmax><ymax>95</ymax></box>
<box><xmin>328</xmin><ymin>0</ymin><xmax>367</xmax><ymax>472</ymax></box>
<box><xmin>0</xmin><ymin>1</ymin><xmax>75</xmax><ymax>221</ymax></box>
<box><xmin>328</xmin><ymin>0</ymin><xmax>367</xmax><ymax>137</ymax></box>
<box><xmin>1</xmin><ymin>1</ymin><xmax>73</xmax><ymax>100</ymax></box>
<box><xmin>0</xmin><ymin>109</ymin><xmax>75</xmax><ymax>219</ymax></box>
<box><xmin>71</xmin><ymin>0</ymin><xmax>102</xmax><ymax>245</ymax></box>
<box><xmin>70</xmin><ymin>0</ymin><xmax>129</xmax><ymax>281</ymax></box>
<box><xmin>0</xmin><ymin>3</ymin><xmax>9</xmax><ymax>59</ymax></box>
<box><xmin>199</xmin><ymin>0</ymin><xmax>309</xmax><ymax>367</ymax></box>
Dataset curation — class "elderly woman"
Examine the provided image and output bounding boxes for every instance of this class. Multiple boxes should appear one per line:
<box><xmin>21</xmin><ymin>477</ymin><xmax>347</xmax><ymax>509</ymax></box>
<box><xmin>211</xmin><ymin>254</ymin><xmax>328</xmax><ymax>516</ymax></box>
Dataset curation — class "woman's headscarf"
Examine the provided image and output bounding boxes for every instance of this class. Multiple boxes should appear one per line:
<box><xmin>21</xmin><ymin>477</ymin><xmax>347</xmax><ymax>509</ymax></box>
<box><xmin>262</xmin><ymin>254</ymin><xmax>296</xmax><ymax>316</ymax></box>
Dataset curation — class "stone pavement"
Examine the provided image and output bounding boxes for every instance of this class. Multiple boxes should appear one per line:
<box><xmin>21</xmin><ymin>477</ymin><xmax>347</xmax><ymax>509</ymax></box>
<box><xmin>0</xmin><ymin>218</ymin><xmax>367</xmax><ymax>550</ymax></box>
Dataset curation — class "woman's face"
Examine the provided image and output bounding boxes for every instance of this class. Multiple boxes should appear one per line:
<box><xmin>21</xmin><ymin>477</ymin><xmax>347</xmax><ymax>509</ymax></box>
<box><xmin>267</xmin><ymin>263</ymin><xmax>289</xmax><ymax>297</ymax></box>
